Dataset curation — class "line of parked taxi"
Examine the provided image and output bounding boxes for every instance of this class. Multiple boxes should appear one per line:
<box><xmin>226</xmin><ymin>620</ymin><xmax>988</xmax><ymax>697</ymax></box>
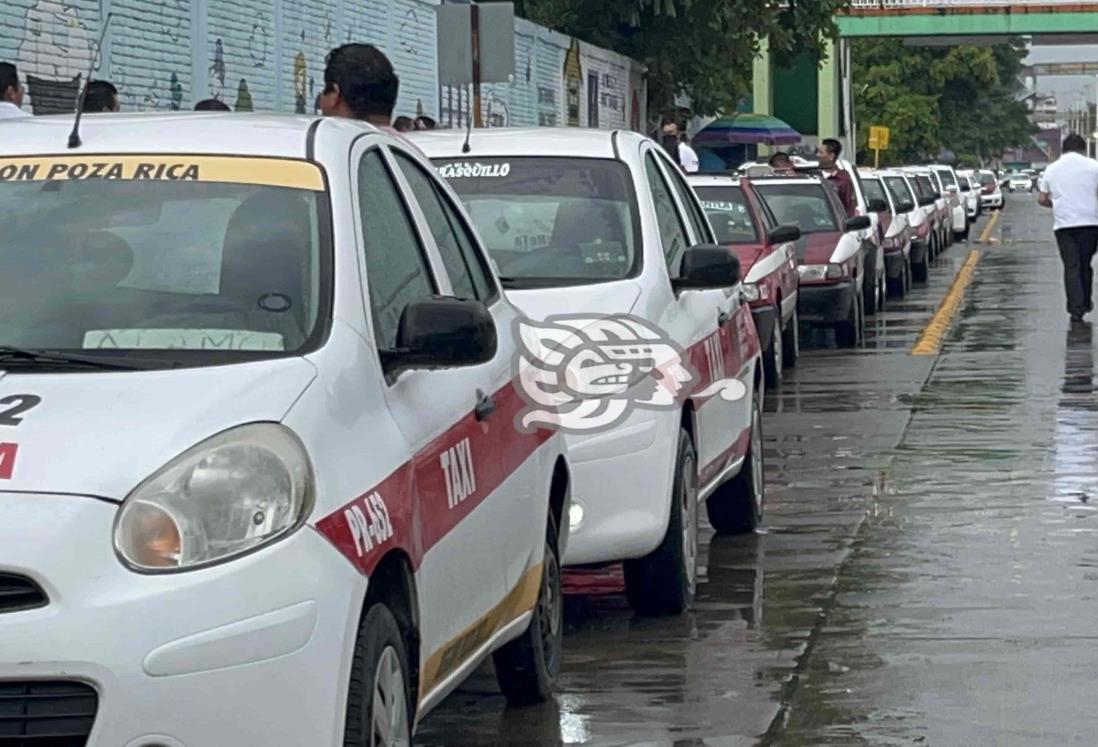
<box><xmin>0</xmin><ymin>113</ymin><xmax>992</xmax><ymax>747</ymax></box>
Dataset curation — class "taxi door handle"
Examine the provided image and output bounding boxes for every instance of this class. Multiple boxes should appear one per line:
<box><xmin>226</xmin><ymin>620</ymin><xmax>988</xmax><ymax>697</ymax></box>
<box><xmin>717</xmin><ymin>310</ymin><xmax>731</xmax><ymax>326</ymax></box>
<box><xmin>474</xmin><ymin>389</ymin><xmax>497</xmax><ymax>422</ymax></box>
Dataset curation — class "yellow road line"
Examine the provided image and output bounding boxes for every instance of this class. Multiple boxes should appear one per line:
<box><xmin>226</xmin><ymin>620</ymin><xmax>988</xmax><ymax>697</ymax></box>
<box><xmin>911</xmin><ymin>249</ymin><xmax>981</xmax><ymax>356</ymax></box>
<box><xmin>977</xmin><ymin>210</ymin><xmax>1000</xmax><ymax>244</ymax></box>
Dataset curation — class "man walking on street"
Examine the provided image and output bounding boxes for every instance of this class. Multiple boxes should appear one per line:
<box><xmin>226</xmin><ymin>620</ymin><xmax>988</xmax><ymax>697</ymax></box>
<box><xmin>0</xmin><ymin>63</ymin><xmax>29</xmax><ymax>120</ymax></box>
<box><xmin>1039</xmin><ymin>134</ymin><xmax>1098</xmax><ymax>323</ymax></box>
<box><xmin>818</xmin><ymin>138</ymin><xmax>855</xmax><ymax>216</ymax></box>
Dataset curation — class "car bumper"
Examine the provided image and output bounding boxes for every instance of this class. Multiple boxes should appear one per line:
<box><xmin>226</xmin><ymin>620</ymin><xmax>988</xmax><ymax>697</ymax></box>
<box><xmin>750</xmin><ymin>302</ymin><xmax>777</xmax><ymax>350</ymax></box>
<box><xmin>0</xmin><ymin>492</ymin><xmax>364</xmax><ymax>747</ymax></box>
<box><xmin>562</xmin><ymin>410</ymin><xmax>678</xmax><ymax>565</ymax></box>
<box><xmin>798</xmin><ymin>280</ymin><xmax>856</xmax><ymax>324</ymax></box>
<box><xmin>981</xmin><ymin>194</ymin><xmax>1003</xmax><ymax>208</ymax></box>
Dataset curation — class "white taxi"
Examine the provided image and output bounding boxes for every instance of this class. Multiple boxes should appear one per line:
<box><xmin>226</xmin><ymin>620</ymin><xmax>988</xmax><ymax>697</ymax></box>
<box><xmin>0</xmin><ymin>113</ymin><xmax>570</xmax><ymax>746</ymax></box>
<box><xmin>413</xmin><ymin>128</ymin><xmax>764</xmax><ymax>616</ymax></box>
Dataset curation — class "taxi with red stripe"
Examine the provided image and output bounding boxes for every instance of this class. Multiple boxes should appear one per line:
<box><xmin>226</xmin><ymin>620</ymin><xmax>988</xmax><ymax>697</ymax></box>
<box><xmin>413</xmin><ymin>128</ymin><xmax>765</xmax><ymax>617</ymax></box>
<box><xmin>688</xmin><ymin>173</ymin><xmax>801</xmax><ymax>386</ymax></box>
<box><xmin>0</xmin><ymin>113</ymin><xmax>571</xmax><ymax>746</ymax></box>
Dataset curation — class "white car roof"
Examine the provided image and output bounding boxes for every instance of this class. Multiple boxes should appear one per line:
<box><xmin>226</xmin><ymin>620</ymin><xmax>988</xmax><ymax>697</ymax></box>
<box><xmin>749</xmin><ymin>175</ymin><xmax>823</xmax><ymax>187</ymax></box>
<box><xmin>686</xmin><ymin>174</ymin><xmax>741</xmax><ymax>187</ymax></box>
<box><xmin>409</xmin><ymin>127</ymin><xmax>628</xmax><ymax>159</ymax></box>
<box><xmin>875</xmin><ymin>170</ymin><xmax>909</xmax><ymax>178</ymax></box>
<box><xmin>0</xmin><ymin>112</ymin><xmax>373</xmax><ymax>159</ymax></box>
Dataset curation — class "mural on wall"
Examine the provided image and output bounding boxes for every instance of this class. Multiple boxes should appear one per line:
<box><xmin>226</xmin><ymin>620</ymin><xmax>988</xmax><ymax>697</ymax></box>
<box><xmin>17</xmin><ymin>0</ymin><xmax>94</xmax><ymax>114</ymax></box>
<box><xmin>2</xmin><ymin>0</ymin><xmax>644</xmax><ymax>127</ymax></box>
<box><xmin>563</xmin><ymin>39</ymin><xmax>582</xmax><ymax>127</ymax></box>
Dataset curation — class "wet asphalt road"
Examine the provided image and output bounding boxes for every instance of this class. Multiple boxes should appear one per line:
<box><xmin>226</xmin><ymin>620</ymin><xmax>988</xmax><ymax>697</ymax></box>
<box><xmin>421</xmin><ymin>193</ymin><xmax>1087</xmax><ymax>745</ymax></box>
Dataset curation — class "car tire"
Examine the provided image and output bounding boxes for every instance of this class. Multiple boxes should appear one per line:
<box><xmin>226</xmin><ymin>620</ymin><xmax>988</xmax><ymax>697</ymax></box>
<box><xmin>835</xmin><ymin>290</ymin><xmax>861</xmax><ymax>348</ymax></box>
<box><xmin>763</xmin><ymin>304</ymin><xmax>783</xmax><ymax>386</ymax></box>
<box><xmin>705</xmin><ymin>392</ymin><xmax>764</xmax><ymax>534</ymax></box>
<box><xmin>493</xmin><ymin>513</ymin><xmax>563</xmax><ymax>706</ymax></box>
<box><xmin>877</xmin><ymin>275</ymin><xmax>887</xmax><ymax>313</ymax></box>
<box><xmin>624</xmin><ymin>428</ymin><xmax>697</xmax><ymax>616</ymax></box>
<box><xmin>904</xmin><ymin>259</ymin><xmax>913</xmax><ymax>294</ymax></box>
<box><xmin>344</xmin><ymin>603</ymin><xmax>413</xmax><ymax>747</ymax></box>
<box><xmin>863</xmin><ymin>266</ymin><xmax>878</xmax><ymax>316</ymax></box>
<box><xmin>781</xmin><ymin>307</ymin><xmax>799</xmax><ymax>369</ymax></box>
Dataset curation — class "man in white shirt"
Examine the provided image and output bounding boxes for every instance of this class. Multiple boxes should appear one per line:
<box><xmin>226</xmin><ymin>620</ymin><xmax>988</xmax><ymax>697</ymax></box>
<box><xmin>661</xmin><ymin>119</ymin><xmax>699</xmax><ymax>174</ymax></box>
<box><xmin>0</xmin><ymin>63</ymin><xmax>29</xmax><ymax>120</ymax></box>
<box><xmin>1039</xmin><ymin>133</ymin><xmax>1098</xmax><ymax>322</ymax></box>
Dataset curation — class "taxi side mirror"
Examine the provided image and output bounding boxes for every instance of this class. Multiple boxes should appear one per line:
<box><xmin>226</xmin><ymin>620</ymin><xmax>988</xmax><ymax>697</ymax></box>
<box><xmin>844</xmin><ymin>215</ymin><xmax>872</xmax><ymax>233</ymax></box>
<box><xmin>896</xmin><ymin>200</ymin><xmax>915</xmax><ymax>213</ymax></box>
<box><xmin>767</xmin><ymin>224</ymin><xmax>801</xmax><ymax>244</ymax></box>
<box><xmin>674</xmin><ymin>244</ymin><xmax>741</xmax><ymax>290</ymax></box>
<box><xmin>867</xmin><ymin>198</ymin><xmax>888</xmax><ymax>213</ymax></box>
<box><xmin>385</xmin><ymin>297</ymin><xmax>497</xmax><ymax>374</ymax></box>
<box><xmin>918</xmin><ymin>195</ymin><xmax>936</xmax><ymax>207</ymax></box>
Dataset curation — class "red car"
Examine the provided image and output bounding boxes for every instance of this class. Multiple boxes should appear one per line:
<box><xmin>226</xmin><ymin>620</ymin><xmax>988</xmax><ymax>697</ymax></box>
<box><xmin>750</xmin><ymin>174</ymin><xmax>872</xmax><ymax>348</ymax></box>
<box><xmin>689</xmin><ymin>174</ymin><xmax>801</xmax><ymax>385</ymax></box>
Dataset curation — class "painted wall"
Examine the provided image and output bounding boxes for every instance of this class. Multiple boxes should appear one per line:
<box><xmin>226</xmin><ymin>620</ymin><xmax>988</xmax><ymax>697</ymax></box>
<box><xmin>2</xmin><ymin>0</ymin><xmax>645</xmax><ymax>132</ymax></box>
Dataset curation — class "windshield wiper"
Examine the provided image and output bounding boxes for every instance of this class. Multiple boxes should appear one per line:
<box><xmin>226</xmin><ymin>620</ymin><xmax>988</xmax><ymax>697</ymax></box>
<box><xmin>0</xmin><ymin>346</ymin><xmax>158</xmax><ymax>371</ymax></box>
<box><xmin>497</xmin><ymin>276</ymin><xmax>619</xmax><ymax>289</ymax></box>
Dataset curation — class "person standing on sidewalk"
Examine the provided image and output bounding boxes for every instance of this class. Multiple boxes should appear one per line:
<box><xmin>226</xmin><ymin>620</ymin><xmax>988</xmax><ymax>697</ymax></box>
<box><xmin>1039</xmin><ymin>134</ymin><xmax>1098</xmax><ymax>323</ymax></box>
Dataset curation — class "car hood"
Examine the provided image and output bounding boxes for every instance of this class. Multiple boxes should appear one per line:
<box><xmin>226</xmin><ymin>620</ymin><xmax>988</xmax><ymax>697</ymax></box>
<box><xmin>796</xmin><ymin>232</ymin><xmax>843</xmax><ymax>264</ymax></box>
<box><xmin>505</xmin><ymin>279</ymin><xmax>643</xmax><ymax>321</ymax></box>
<box><xmin>729</xmin><ymin>244</ymin><xmax>766</xmax><ymax>279</ymax></box>
<box><xmin>0</xmin><ymin>358</ymin><xmax>317</xmax><ymax>500</ymax></box>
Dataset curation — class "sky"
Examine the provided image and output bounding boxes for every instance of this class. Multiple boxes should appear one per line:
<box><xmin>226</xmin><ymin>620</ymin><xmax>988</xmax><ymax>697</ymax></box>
<box><xmin>1027</xmin><ymin>45</ymin><xmax>1098</xmax><ymax>111</ymax></box>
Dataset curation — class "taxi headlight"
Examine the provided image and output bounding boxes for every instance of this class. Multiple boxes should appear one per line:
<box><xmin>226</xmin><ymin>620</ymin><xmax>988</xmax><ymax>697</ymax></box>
<box><xmin>798</xmin><ymin>264</ymin><xmax>846</xmax><ymax>281</ymax></box>
<box><xmin>741</xmin><ymin>283</ymin><xmax>761</xmax><ymax>302</ymax></box>
<box><xmin>114</xmin><ymin>424</ymin><xmax>314</xmax><ymax>572</ymax></box>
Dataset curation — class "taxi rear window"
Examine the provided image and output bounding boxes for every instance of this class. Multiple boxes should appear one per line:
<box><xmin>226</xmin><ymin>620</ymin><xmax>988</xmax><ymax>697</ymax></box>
<box><xmin>434</xmin><ymin>157</ymin><xmax>640</xmax><ymax>286</ymax></box>
<box><xmin>753</xmin><ymin>183</ymin><xmax>839</xmax><ymax>235</ymax></box>
<box><xmin>693</xmin><ymin>185</ymin><xmax>759</xmax><ymax>244</ymax></box>
<box><xmin>0</xmin><ymin>155</ymin><xmax>331</xmax><ymax>364</ymax></box>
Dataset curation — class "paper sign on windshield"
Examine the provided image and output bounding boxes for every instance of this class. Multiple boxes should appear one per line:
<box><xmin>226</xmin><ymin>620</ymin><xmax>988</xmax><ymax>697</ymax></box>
<box><xmin>83</xmin><ymin>329</ymin><xmax>286</xmax><ymax>351</ymax></box>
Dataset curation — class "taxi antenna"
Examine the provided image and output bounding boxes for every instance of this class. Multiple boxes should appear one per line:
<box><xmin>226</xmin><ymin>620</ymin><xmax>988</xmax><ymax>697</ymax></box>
<box><xmin>461</xmin><ymin>89</ymin><xmax>474</xmax><ymax>154</ymax></box>
<box><xmin>68</xmin><ymin>13</ymin><xmax>113</xmax><ymax>149</ymax></box>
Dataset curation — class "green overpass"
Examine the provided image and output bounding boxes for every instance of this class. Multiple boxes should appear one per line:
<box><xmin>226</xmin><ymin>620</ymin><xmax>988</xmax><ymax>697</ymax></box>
<box><xmin>751</xmin><ymin>3</ymin><xmax>1098</xmax><ymax>150</ymax></box>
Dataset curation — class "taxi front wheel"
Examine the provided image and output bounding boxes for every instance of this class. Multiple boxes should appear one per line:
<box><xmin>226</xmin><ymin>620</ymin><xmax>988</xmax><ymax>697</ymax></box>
<box><xmin>344</xmin><ymin>603</ymin><xmax>413</xmax><ymax>747</ymax></box>
<box><xmin>493</xmin><ymin>513</ymin><xmax>563</xmax><ymax>705</ymax></box>
<box><xmin>624</xmin><ymin>428</ymin><xmax>698</xmax><ymax>616</ymax></box>
<box><xmin>706</xmin><ymin>393</ymin><xmax>764</xmax><ymax>534</ymax></box>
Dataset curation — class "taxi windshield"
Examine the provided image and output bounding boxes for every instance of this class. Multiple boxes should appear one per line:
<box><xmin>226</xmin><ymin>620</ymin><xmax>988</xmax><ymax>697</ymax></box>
<box><xmin>694</xmin><ymin>186</ymin><xmax>758</xmax><ymax>244</ymax></box>
<box><xmin>753</xmin><ymin>183</ymin><xmax>839</xmax><ymax>235</ymax></box>
<box><xmin>936</xmin><ymin>169</ymin><xmax>957</xmax><ymax>188</ymax></box>
<box><xmin>884</xmin><ymin>176</ymin><xmax>914</xmax><ymax>206</ymax></box>
<box><xmin>861</xmin><ymin>178</ymin><xmax>889</xmax><ymax>208</ymax></box>
<box><xmin>435</xmin><ymin>157</ymin><xmax>640</xmax><ymax>287</ymax></box>
<box><xmin>0</xmin><ymin>155</ymin><xmax>329</xmax><ymax>368</ymax></box>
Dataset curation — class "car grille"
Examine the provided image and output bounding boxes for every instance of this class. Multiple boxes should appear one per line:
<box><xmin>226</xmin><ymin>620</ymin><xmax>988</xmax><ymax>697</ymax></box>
<box><xmin>0</xmin><ymin>681</ymin><xmax>98</xmax><ymax>745</ymax></box>
<box><xmin>0</xmin><ymin>574</ymin><xmax>47</xmax><ymax>614</ymax></box>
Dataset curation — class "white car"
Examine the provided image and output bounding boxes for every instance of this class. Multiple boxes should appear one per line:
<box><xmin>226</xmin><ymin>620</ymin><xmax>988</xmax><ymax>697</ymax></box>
<box><xmin>1008</xmin><ymin>173</ymin><xmax>1033</xmax><ymax>193</ymax></box>
<box><xmin>928</xmin><ymin>163</ymin><xmax>969</xmax><ymax>241</ymax></box>
<box><xmin>0</xmin><ymin>113</ymin><xmax>572</xmax><ymax>745</ymax></box>
<box><xmin>414</xmin><ymin>128</ymin><xmax>765</xmax><ymax>615</ymax></box>
<box><xmin>977</xmin><ymin>169</ymin><xmax>1004</xmax><ymax>209</ymax></box>
<box><xmin>881</xmin><ymin>171</ymin><xmax>932</xmax><ymax>283</ymax></box>
<box><xmin>956</xmin><ymin>170</ymin><xmax>983</xmax><ymax>221</ymax></box>
<box><xmin>860</xmin><ymin>170</ymin><xmax>913</xmax><ymax>296</ymax></box>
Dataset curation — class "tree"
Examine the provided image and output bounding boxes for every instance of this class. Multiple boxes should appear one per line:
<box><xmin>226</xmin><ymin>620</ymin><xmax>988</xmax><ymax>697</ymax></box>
<box><xmin>853</xmin><ymin>38</ymin><xmax>1035</xmax><ymax>165</ymax></box>
<box><xmin>510</xmin><ymin>0</ymin><xmax>852</xmax><ymax>118</ymax></box>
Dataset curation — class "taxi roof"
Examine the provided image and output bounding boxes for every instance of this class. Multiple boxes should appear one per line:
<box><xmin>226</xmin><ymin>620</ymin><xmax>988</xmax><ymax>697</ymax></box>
<box><xmin>686</xmin><ymin>173</ymin><xmax>742</xmax><ymax>186</ymax></box>
<box><xmin>0</xmin><ymin>112</ymin><xmax>375</xmax><ymax>159</ymax></box>
<box><xmin>409</xmin><ymin>127</ymin><xmax>628</xmax><ymax>159</ymax></box>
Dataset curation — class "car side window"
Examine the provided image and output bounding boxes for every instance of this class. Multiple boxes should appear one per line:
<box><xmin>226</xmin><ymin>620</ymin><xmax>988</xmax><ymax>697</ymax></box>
<box><xmin>644</xmin><ymin>153</ymin><xmax>690</xmax><ymax>277</ymax></box>
<box><xmin>393</xmin><ymin>152</ymin><xmax>494</xmax><ymax>302</ymax></box>
<box><xmin>664</xmin><ymin>164</ymin><xmax>714</xmax><ymax>244</ymax></box>
<box><xmin>358</xmin><ymin>149</ymin><xmax>436</xmax><ymax>351</ymax></box>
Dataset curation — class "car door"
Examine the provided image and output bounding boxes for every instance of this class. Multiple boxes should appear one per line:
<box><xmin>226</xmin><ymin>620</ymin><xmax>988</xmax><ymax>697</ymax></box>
<box><xmin>643</xmin><ymin>146</ymin><xmax>749</xmax><ymax>489</ymax></box>
<box><xmin>745</xmin><ymin>181</ymin><xmax>798</xmax><ymax>325</ymax></box>
<box><xmin>389</xmin><ymin>146</ymin><xmax>547</xmax><ymax>593</ymax></box>
<box><xmin>351</xmin><ymin>141</ymin><xmax>507</xmax><ymax>695</ymax></box>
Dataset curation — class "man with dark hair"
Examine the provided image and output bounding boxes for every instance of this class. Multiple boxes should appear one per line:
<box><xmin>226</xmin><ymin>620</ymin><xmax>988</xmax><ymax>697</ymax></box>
<box><xmin>83</xmin><ymin>80</ymin><xmax>120</xmax><ymax>113</ymax></box>
<box><xmin>0</xmin><ymin>62</ymin><xmax>28</xmax><ymax>120</ymax></box>
<box><xmin>393</xmin><ymin>115</ymin><xmax>414</xmax><ymax>132</ymax></box>
<box><xmin>818</xmin><ymin>138</ymin><xmax>855</xmax><ymax>216</ymax></box>
<box><xmin>194</xmin><ymin>98</ymin><xmax>231</xmax><ymax>112</ymax></box>
<box><xmin>413</xmin><ymin>115</ymin><xmax>436</xmax><ymax>131</ymax></box>
<box><xmin>769</xmin><ymin>152</ymin><xmax>794</xmax><ymax>173</ymax></box>
<box><xmin>661</xmin><ymin>118</ymin><xmax>699</xmax><ymax>173</ymax></box>
<box><xmin>319</xmin><ymin>43</ymin><xmax>399</xmax><ymax>126</ymax></box>
<box><xmin>1039</xmin><ymin>133</ymin><xmax>1098</xmax><ymax>322</ymax></box>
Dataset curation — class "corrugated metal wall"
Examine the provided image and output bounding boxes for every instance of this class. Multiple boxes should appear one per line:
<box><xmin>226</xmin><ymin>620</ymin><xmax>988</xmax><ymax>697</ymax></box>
<box><xmin>3</xmin><ymin>0</ymin><xmax>645</xmax><ymax>131</ymax></box>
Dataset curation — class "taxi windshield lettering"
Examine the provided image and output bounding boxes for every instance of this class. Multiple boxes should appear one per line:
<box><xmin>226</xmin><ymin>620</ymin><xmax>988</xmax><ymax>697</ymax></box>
<box><xmin>0</xmin><ymin>161</ymin><xmax>201</xmax><ymax>183</ymax></box>
<box><xmin>438</xmin><ymin>162</ymin><xmax>511</xmax><ymax>179</ymax></box>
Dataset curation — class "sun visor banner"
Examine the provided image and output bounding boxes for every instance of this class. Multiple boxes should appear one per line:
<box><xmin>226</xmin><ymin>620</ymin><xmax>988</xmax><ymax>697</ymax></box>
<box><xmin>0</xmin><ymin>155</ymin><xmax>325</xmax><ymax>191</ymax></box>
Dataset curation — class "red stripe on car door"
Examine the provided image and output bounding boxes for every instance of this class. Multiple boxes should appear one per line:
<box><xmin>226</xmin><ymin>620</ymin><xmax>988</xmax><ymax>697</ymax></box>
<box><xmin>315</xmin><ymin>382</ymin><xmax>553</xmax><ymax>575</ymax></box>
